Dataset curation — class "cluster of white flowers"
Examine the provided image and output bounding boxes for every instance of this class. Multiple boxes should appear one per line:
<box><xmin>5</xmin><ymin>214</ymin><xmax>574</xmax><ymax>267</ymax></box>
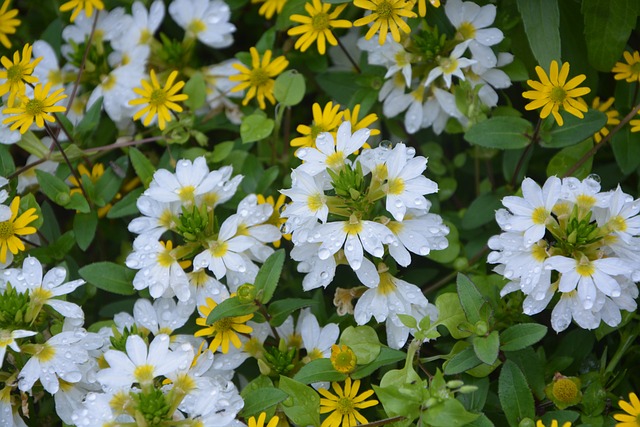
<box><xmin>489</xmin><ymin>175</ymin><xmax>640</xmax><ymax>332</ymax></box>
<box><xmin>281</xmin><ymin>120</ymin><xmax>447</xmax><ymax>348</ymax></box>
<box><xmin>357</xmin><ymin>0</ymin><xmax>512</xmax><ymax>134</ymax></box>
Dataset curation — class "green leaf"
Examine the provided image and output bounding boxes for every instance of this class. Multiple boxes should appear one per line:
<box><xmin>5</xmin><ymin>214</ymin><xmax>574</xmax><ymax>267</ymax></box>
<box><xmin>36</xmin><ymin>170</ymin><xmax>71</xmax><ymax>207</ymax></box>
<box><xmin>293</xmin><ymin>358</ymin><xmax>347</xmax><ymax>384</ymax></box>
<box><xmin>466</xmin><ymin>414</ymin><xmax>495</xmax><ymax>427</ymax></box>
<box><xmin>66</xmin><ymin>193</ymin><xmax>90</xmax><ymax>213</ymax></box>
<box><xmin>268</xmin><ymin>298</ymin><xmax>316</xmax><ymax>326</ymax></box>
<box><xmin>278</xmin><ymin>376</ymin><xmax>320</xmax><ymax>427</ymax></box>
<box><xmin>107</xmin><ymin>187</ymin><xmax>144</xmax><ymax>218</ymax></box>
<box><xmin>254</xmin><ymin>249</ymin><xmax>285</xmax><ymax>303</ymax></box>
<box><xmin>582</xmin><ymin>0</ymin><xmax>639</xmax><ymax>71</ymax></box>
<box><xmin>94</xmin><ymin>157</ymin><xmax>127</xmax><ymax>206</ymax></box>
<box><xmin>611</xmin><ymin>127</ymin><xmax>640</xmax><ymax>174</ymax></box>
<box><xmin>75</xmin><ymin>97</ymin><xmax>103</xmax><ymax>138</ymax></box>
<box><xmin>499</xmin><ymin>360</ymin><xmax>535</xmax><ymax>427</ymax></box>
<box><xmin>546</xmin><ymin>138</ymin><xmax>593</xmax><ymax>179</ymax></box>
<box><xmin>373</xmin><ymin>383</ymin><xmax>422</xmax><ymax>424</ymax></box>
<box><xmin>17</xmin><ymin>132</ymin><xmax>49</xmax><ymax>158</ymax></box>
<box><xmin>464</xmin><ymin>117</ymin><xmax>533</xmax><ymax>149</ymax></box>
<box><xmin>0</xmin><ymin>145</ymin><xmax>15</xmax><ymax>177</ymax></box>
<box><xmin>129</xmin><ymin>147</ymin><xmax>156</xmax><ymax>187</ymax></box>
<box><xmin>275</xmin><ymin>0</ymin><xmax>306</xmax><ymax>29</ymax></box>
<box><xmin>210</xmin><ymin>141</ymin><xmax>235</xmax><ymax>163</ymax></box>
<box><xmin>540</xmin><ymin>109</ymin><xmax>607</xmax><ymax>148</ymax></box>
<box><xmin>422</xmin><ymin>398</ymin><xmax>480</xmax><ymax>427</ymax></box>
<box><xmin>461</xmin><ymin>192</ymin><xmax>503</xmax><ymax>230</ymax></box>
<box><xmin>315</xmin><ymin>72</ymin><xmax>360</xmax><ymax>105</ymax></box>
<box><xmin>505</xmin><ymin>348</ymin><xmax>546</xmax><ymax>401</ymax></box>
<box><xmin>339</xmin><ymin>325</ymin><xmax>381</xmax><ymax>365</ymax></box>
<box><xmin>352</xmin><ymin>347</ymin><xmax>406</xmax><ymax>379</ymax></box>
<box><xmin>274</xmin><ymin>70</ymin><xmax>306</xmax><ymax>106</ymax></box>
<box><xmin>500</xmin><ymin>324</ymin><xmax>548</xmax><ymax>351</ymax></box>
<box><xmin>516</xmin><ymin>0</ymin><xmax>561</xmax><ymax>67</ymax></box>
<box><xmin>241</xmin><ymin>114</ymin><xmax>275</xmax><ymax>144</ymax></box>
<box><xmin>444</xmin><ymin>346</ymin><xmax>482</xmax><ymax>375</ymax></box>
<box><xmin>473</xmin><ymin>331</ymin><xmax>500</xmax><ymax>365</ymax></box>
<box><xmin>73</xmin><ymin>211</ymin><xmax>98</xmax><ymax>251</ymax></box>
<box><xmin>30</xmin><ymin>231</ymin><xmax>75</xmax><ymax>263</ymax></box>
<box><xmin>19</xmin><ymin>193</ymin><xmax>43</xmax><ymax>229</ymax></box>
<box><xmin>79</xmin><ymin>262</ymin><xmax>136</xmax><ymax>295</ymax></box>
<box><xmin>433</xmin><ymin>292</ymin><xmax>470</xmax><ymax>340</ymax></box>
<box><xmin>457</xmin><ymin>274</ymin><xmax>486</xmax><ymax>324</ymax></box>
<box><xmin>239</xmin><ymin>387</ymin><xmax>288</xmax><ymax>418</ymax></box>
<box><xmin>183</xmin><ymin>72</ymin><xmax>206</xmax><ymax>110</ymax></box>
<box><xmin>206</xmin><ymin>296</ymin><xmax>258</xmax><ymax>324</ymax></box>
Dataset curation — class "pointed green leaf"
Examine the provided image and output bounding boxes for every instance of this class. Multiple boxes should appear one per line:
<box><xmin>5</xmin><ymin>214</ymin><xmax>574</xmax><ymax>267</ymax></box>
<box><xmin>279</xmin><ymin>376</ymin><xmax>320</xmax><ymax>427</ymax></box>
<box><xmin>499</xmin><ymin>360</ymin><xmax>535</xmax><ymax>426</ymax></box>
<box><xmin>500</xmin><ymin>324</ymin><xmax>548</xmax><ymax>351</ymax></box>
<box><xmin>464</xmin><ymin>117</ymin><xmax>533</xmax><ymax>149</ymax></box>
<box><xmin>457</xmin><ymin>274</ymin><xmax>486</xmax><ymax>324</ymax></box>
<box><xmin>473</xmin><ymin>331</ymin><xmax>500</xmax><ymax>365</ymax></box>
<box><xmin>79</xmin><ymin>262</ymin><xmax>136</xmax><ymax>295</ymax></box>
<box><xmin>254</xmin><ymin>249</ymin><xmax>284</xmax><ymax>303</ymax></box>
<box><xmin>206</xmin><ymin>296</ymin><xmax>258</xmax><ymax>324</ymax></box>
<box><xmin>516</xmin><ymin>0</ymin><xmax>561</xmax><ymax>67</ymax></box>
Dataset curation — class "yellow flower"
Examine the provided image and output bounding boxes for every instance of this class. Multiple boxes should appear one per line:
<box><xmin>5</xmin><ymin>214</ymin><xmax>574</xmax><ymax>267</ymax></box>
<box><xmin>230</xmin><ymin>47</ymin><xmax>289</xmax><ymax>110</ymax></box>
<box><xmin>614</xmin><ymin>392</ymin><xmax>640</xmax><ymax>427</ymax></box>
<box><xmin>411</xmin><ymin>0</ymin><xmax>440</xmax><ymax>17</ymax></box>
<box><xmin>195</xmin><ymin>297</ymin><xmax>254</xmax><ymax>354</ymax></box>
<box><xmin>129</xmin><ymin>70</ymin><xmax>188</xmax><ymax>131</ymax></box>
<box><xmin>590</xmin><ymin>97</ymin><xmax>620</xmax><ymax>143</ymax></box>
<box><xmin>630</xmin><ymin>114</ymin><xmax>640</xmax><ymax>133</ymax></box>
<box><xmin>330</xmin><ymin>344</ymin><xmax>356</xmax><ymax>374</ymax></box>
<box><xmin>252</xmin><ymin>0</ymin><xmax>287</xmax><ymax>19</ymax></box>
<box><xmin>343</xmin><ymin>104</ymin><xmax>381</xmax><ymax>137</ymax></box>
<box><xmin>0</xmin><ymin>43</ymin><xmax>42</xmax><ymax>107</ymax></box>
<box><xmin>0</xmin><ymin>0</ymin><xmax>20</xmax><ymax>49</ymax></box>
<box><xmin>248</xmin><ymin>412</ymin><xmax>279</xmax><ymax>427</ymax></box>
<box><xmin>0</xmin><ymin>196</ymin><xmax>38</xmax><ymax>263</ymax></box>
<box><xmin>522</xmin><ymin>60</ymin><xmax>590</xmax><ymax>126</ymax></box>
<box><xmin>257</xmin><ymin>194</ymin><xmax>290</xmax><ymax>247</ymax></box>
<box><xmin>288</xmin><ymin>0</ymin><xmax>352</xmax><ymax>55</ymax></box>
<box><xmin>2</xmin><ymin>82</ymin><xmax>67</xmax><ymax>134</ymax></box>
<box><xmin>290</xmin><ymin>101</ymin><xmax>343</xmax><ymax>148</ymax></box>
<box><xmin>536</xmin><ymin>421</ymin><xmax>571</xmax><ymax>427</ymax></box>
<box><xmin>353</xmin><ymin>0</ymin><xmax>417</xmax><ymax>45</ymax></box>
<box><xmin>319</xmin><ymin>378</ymin><xmax>378</xmax><ymax>427</ymax></box>
<box><xmin>59</xmin><ymin>0</ymin><xmax>104</xmax><ymax>22</ymax></box>
<box><xmin>612</xmin><ymin>51</ymin><xmax>640</xmax><ymax>83</ymax></box>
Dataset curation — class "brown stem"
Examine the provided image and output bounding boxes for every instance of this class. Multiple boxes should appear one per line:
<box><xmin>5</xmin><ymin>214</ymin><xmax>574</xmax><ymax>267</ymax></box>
<box><xmin>336</xmin><ymin>36</ymin><xmax>361</xmax><ymax>74</ymax></box>
<box><xmin>83</xmin><ymin>136</ymin><xmax>164</xmax><ymax>154</ymax></box>
<box><xmin>44</xmin><ymin>122</ymin><xmax>87</xmax><ymax>200</ymax></box>
<box><xmin>510</xmin><ymin>118</ymin><xmax>541</xmax><ymax>188</ymax></box>
<box><xmin>7</xmin><ymin>157</ymin><xmax>48</xmax><ymax>180</ymax></box>
<box><xmin>562</xmin><ymin>102</ymin><xmax>640</xmax><ymax>177</ymax></box>
<box><xmin>358</xmin><ymin>416</ymin><xmax>407</xmax><ymax>427</ymax></box>
<box><xmin>66</xmin><ymin>10</ymin><xmax>100</xmax><ymax>114</ymax></box>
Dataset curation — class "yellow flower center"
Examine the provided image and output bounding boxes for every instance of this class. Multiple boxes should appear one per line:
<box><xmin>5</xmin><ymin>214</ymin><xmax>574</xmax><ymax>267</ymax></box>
<box><xmin>36</xmin><ymin>343</ymin><xmax>56</xmax><ymax>362</ymax></box>
<box><xmin>213</xmin><ymin>317</ymin><xmax>233</xmax><ymax>333</ymax></box>
<box><xmin>531</xmin><ymin>243</ymin><xmax>547</xmax><ymax>262</ymax></box>
<box><xmin>236</xmin><ymin>223</ymin><xmax>249</xmax><ymax>236</ymax></box>
<box><xmin>188</xmin><ymin>19</ymin><xmax>207</xmax><ymax>34</ymax></box>
<box><xmin>178</xmin><ymin>185</ymin><xmax>196</xmax><ymax>203</ymax></box>
<box><xmin>386</xmin><ymin>221</ymin><xmax>403</xmax><ymax>234</ymax></box>
<box><xmin>631</xmin><ymin>62</ymin><xmax>640</xmax><ymax>74</ymax></box>
<box><xmin>133</xmin><ymin>364</ymin><xmax>156</xmax><ymax>384</ymax></box>
<box><xmin>0</xmin><ymin>220</ymin><xmax>14</xmax><ymax>239</ymax></box>
<box><xmin>552</xmin><ymin>378</ymin><xmax>579</xmax><ymax>403</ymax></box>
<box><xmin>575</xmin><ymin>260</ymin><xmax>595</xmax><ymax>277</ymax></box>
<box><xmin>458</xmin><ymin>22</ymin><xmax>476</xmax><ymax>40</ymax></box>
<box><xmin>440</xmin><ymin>57</ymin><xmax>459</xmax><ymax>74</ymax></box>
<box><xmin>250</xmin><ymin>68</ymin><xmax>270</xmax><ymax>88</ymax></box>
<box><xmin>550</xmin><ymin>86</ymin><xmax>567</xmax><ymax>103</ymax></box>
<box><xmin>102</xmin><ymin>74</ymin><xmax>117</xmax><ymax>91</ymax></box>
<box><xmin>575</xmin><ymin>194</ymin><xmax>596</xmax><ymax>209</ymax></box>
<box><xmin>159</xmin><ymin>209</ymin><xmax>175</xmax><ymax>229</ymax></box>
<box><xmin>139</xmin><ymin>29</ymin><xmax>152</xmax><ymax>44</ymax></box>
<box><xmin>312</xmin><ymin>12</ymin><xmax>330</xmax><ymax>30</ymax></box>
<box><xmin>531</xmin><ymin>206</ymin><xmax>548</xmax><ymax>225</ymax></box>
<box><xmin>307</xmin><ymin>193</ymin><xmax>325</xmax><ymax>211</ymax></box>
<box><xmin>376</xmin><ymin>0</ymin><xmax>393</xmax><ymax>18</ymax></box>
<box><xmin>25</xmin><ymin>98</ymin><xmax>46</xmax><ymax>116</ymax></box>
<box><xmin>157</xmin><ymin>246</ymin><xmax>175</xmax><ymax>267</ymax></box>
<box><xmin>326</xmin><ymin>151</ymin><xmax>344</xmax><ymax>169</ymax></box>
<box><xmin>387</xmin><ymin>177</ymin><xmax>405</xmax><ymax>195</ymax></box>
<box><xmin>309</xmin><ymin>123</ymin><xmax>325</xmax><ymax>139</ymax></box>
<box><xmin>343</xmin><ymin>218</ymin><xmax>363</xmax><ymax>235</ymax></box>
<box><xmin>149</xmin><ymin>88</ymin><xmax>168</xmax><ymax>107</ymax></box>
<box><xmin>48</xmin><ymin>70</ymin><xmax>63</xmax><ymax>86</ymax></box>
<box><xmin>211</xmin><ymin>241</ymin><xmax>229</xmax><ymax>257</ymax></box>
<box><xmin>378</xmin><ymin>272</ymin><xmax>396</xmax><ymax>295</ymax></box>
<box><xmin>7</xmin><ymin>64</ymin><xmax>26</xmax><ymax>83</ymax></box>
<box><xmin>608</xmin><ymin>215</ymin><xmax>627</xmax><ymax>232</ymax></box>
<box><xmin>337</xmin><ymin>397</ymin><xmax>355</xmax><ymax>414</ymax></box>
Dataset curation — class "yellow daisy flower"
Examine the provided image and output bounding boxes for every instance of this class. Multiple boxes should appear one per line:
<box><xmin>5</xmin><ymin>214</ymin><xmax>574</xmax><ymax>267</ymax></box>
<box><xmin>230</xmin><ymin>47</ymin><xmax>289</xmax><ymax>110</ymax></box>
<box><xmin>319</xmin><ymin>378</ymin><xmax>379</xmax><ymax>427</ymax></box>
<box><xmin>630</xmin><ymin>114</ymin><xmax>640</xmax><ymax>133</ymax></box>
<box><xmin>0</xmin><ymin>0</ymin><xmax>20</xmax><ymax>49</ymax></box>
<box><xmin>522</xmin><ymin>60</ymin><xmax>591</xmax><ymax>126</ymax></box>
<box><xmin>536</xmin><ymin>421</ymin><xmax>571</xmax><ymax>427</ymax></box>
<box><xmin>590</xmin><ymin>97</ymin><xmax>620</xmax><ymax>143</ymax></box>
<box><xmin>330</xmin><ymin>344</ymin><xmax>357</xmax><ymax>374</ymax></box>
<box><xmin>612</xmin><ymin>50</ymin><xmax>640</xmax><ymax>83</ymax></box>
<box><xmin>248</xmin><ymin>412</ymin><xmax>279</xmax><ymax>427</ymax></box>
<box><xmin>129</xmin><ymin>70</ymin><xmax>188</xmax><ymax>131</ymax></box>
<box><xmin>59</xmin><ymin>0</ymin><xmax>104</xmax><ymax>22</ymax></box>
<box><xmin>2</xmin><ymin>82</ymin><xmax>67</xmax><ymax>134</ymax></box>
<box><xmin>343</xmin><ymin>104</ymin><xmax>381</xmax><ymax>136</ymax></box>
<box><xmin>195</xmin><ymin>297</ymin><xmax>254</xmax><ymax>354</ymax></box>
<box><xmin>0</xmin><ymin>43</ymin><xmax>42</xmax><ymax>107</ymax></box>
<box><xmin>353</xmin><ymin>0</ymin><xmax>417</xmax><ymax>45</ymax></box>
<box><xmin>614</xmin><ymin>392</ymin><xmax>640</xmax><ymax>427</ymax></box>
<box><xmin>290</xmin><ymin>101</ymin><xmax>343</xmax><ymax>148</ymax></box>
<box><xmin>257</xmin><ymin>193</ymin><xmax>290</xmax><ymax>247</ymax></box>
<box><xmin>252</xmin><ymin>0</ymin><xmax>287</xmax><ymax>19</ymax></box>
<box><xmin>0</xmin><ymin>196</ymin><xmax>38</xmax><ymax>264</ymax></box>
<box><xmin>412</xmin><ymin>0</ymin><xmax>440</xmax><ymax>17</ymax></box>
<box><xmin>288</xmin><ymin>0</ymin><xmax>352</xmax><ymax>55</ymax></box>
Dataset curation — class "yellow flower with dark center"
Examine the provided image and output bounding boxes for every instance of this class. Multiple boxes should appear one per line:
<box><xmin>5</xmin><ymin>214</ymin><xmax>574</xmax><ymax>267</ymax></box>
<box><xmin>2</xmin><ymin>82</ymin><xmax>66</xmax><ymax>134</ymax></box>
<box><xmin>536</xmin><ymin>421</ymin><xmax>571</xmax><ymax>427</ymax></box>
<box><xmin>59</xmin><ymin>0</ymin><xmax>104</xmax><ymax>22</ymax></box>
<box><xmin>0</xmin><ymin>196</ymin><xmax>38</xmax><ymax>263</ymax></box>
<box><xmin>290</xmin><ymin>101</ymin><xmax>343</xmax><ymax>148</ymax></box>
<box><xmin>257</xmin><ymin>193</ymin><xmax>290</xmax><ymax>247</ymax></box>
<box><xmin>130</xmin><ymin>70</ymin><xmax>188</xmax><ymax>131</ymax></box>
<box><xmin>353</xmin><ymin>0</ymin><xmax>416</xmax><ymax>45</ymax></box>
<box><xmin>0</xmin><ymin>43</ymin><xmax>42</xmax><ymax>107</ymax></box>
<box><xmin>412</xmin><ymin>0</ymin><xmax>440</xmax><ymax>17</ymax></box>
<box><xmin>614</xmin><ymin>392</ymin><xmax>640</xmax><ymax>427</ymax></box>
<box><xmin>230</xmin><ymin>47</ymin><xmax>289</xmax><ymax>110</ymax></box>
<box><xmin>590</xmin><ymin>97</ymin><xmax>620</xmax><ymax>143</ymax></box>
<box><xmin>248</xmin><ymin>412</ymin><xmax>279</xmax><ymax>427</ymax></box>
<box><xmin>0</xmin><ymin>0</ymin><xmax>20</xmax><ymax>49</ymax></box>
<box><xmin>319</xmin><ymin>378</ymin><xmax>378</xmax><ymax>427</ymax></box>
<box><xmin>288</xmin><ymin>0</ymin><xmax>352</xmax><ymax>55</ymax></box>
<box><xmin>252</xmin><ymin>0</ymin><xmax>288</xmax><ymax>19</ymax></box>
<box><xmin>330</xmin><ymin>344</ymin><xmax>356</xmax><ymax>374</ymax></box>
<box><xmin>522</xmin><ymin>60</ymin><xmax>590</xmax><ymax>126</ymax></box>
<box><xmin>612</xmin><ymin>50</ymin><xmax>640</xmax><ymax>83</ymax></box>
<box><xmin>195</xmin><ymin>297</ymin><xmax>254</xmax><ymax>354</ymax></box>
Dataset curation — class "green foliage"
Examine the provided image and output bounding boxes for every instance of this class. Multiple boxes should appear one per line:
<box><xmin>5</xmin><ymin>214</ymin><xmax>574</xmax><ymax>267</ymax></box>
<box><xmin>79</xmin><ymin>262</ymin><xmax>136</xmax><ymax>295</ymax></box>
<box><xmin>516</xmin><ymin>0</ymin><xmax>561</xmax><ymax>67</ymax></box>
<box><xmin>464</xmin><ymin>117</ymin><xmax>532</xmax><ymax>150</ymax></box>
<box><xmin>254</xmin><ymin>249</ymin><xmax>285</xmax><ymax>303</ymax></box>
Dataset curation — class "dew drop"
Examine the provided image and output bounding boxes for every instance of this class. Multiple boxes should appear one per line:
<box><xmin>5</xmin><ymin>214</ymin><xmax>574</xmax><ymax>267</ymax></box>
<box><xmin>406</xmin><ymin>147</ymin><xmax>416</xmax><ymax>157</ymax></box>
<box><xmin>318</xmin><ymin>248</ymin><xmax>331</xmax><ymax>259</ymax></box>
<box><xmin>419</xmin><ymin>246</ymin><xmax>429</xmax><ymax>255</ymax></box>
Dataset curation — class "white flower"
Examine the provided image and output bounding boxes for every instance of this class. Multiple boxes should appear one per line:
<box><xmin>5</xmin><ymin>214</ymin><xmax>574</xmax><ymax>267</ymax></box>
<box><xmin>232</xmin><ymin>194</ymin><xmax>281</xmax><ymax>262</ymax></box>
<box><xmin>595</xmin><ymin>186</ymin><xmax>640</xmax><ymax>244</ymax></box>
<box><xmin>299</xmin><ymin>309</ymin><xmax>339</xmax><ymax>360</ymax></box>
<box><xmin>280</xmin><ymin>170</ymin><xmax>329</xmax><ymax>223</ymax></box>
<box><xmin>88</xmin><ymin>62</ymin><xmax>145</xmax><ymax>125</ymax></box>
<box><xmin>112</xmin><ymin>0</ymin><xmax>165</xmax><ymax>51</ymax></box>
<box><xmin>33</xmin><ymin>40</ymin><xmax>65</xmax><ymax>92</ymax></box>
<box><xmin>204</xmin><ymin>59</ymin><xmax>244</xmax><ymax>124</ymax></box>
<box><xmin>0</xmin><ymin>329</ymin><xmax>36</xmax><ymax>368</ymax></box>
<box><xmin>424</xmin><ymin>41</ymin><xmax>476</xmax><ymax>89</ymax></box>
<box><xmin>358</xmin><ymin>37</ymin><xmax>412</xmax><ymax>87</ymax></box>
<box><xmin>387</xmin><ymin>211</ymin><xmax>449</xmax><ymax>266</ymax></box>
<box><xmin>383</xmin><ymin>143</ymin><xmax>438</xmax><ymax>221</ymax></box>
<box><xmin>296</xmin><ymin>121</ymin><xmax>370</xmax><ymax>176</ymax></box>
<box><xmin>0</xmin><ymin>386</ymin><xmax>28</xmax><ymax>427</ymax></box>
<box><xmin>169</xmin><ymin>0</ymin><xmax>236</xmax><ymax>48</ymax></box>
<box><xmin>128</xmin><ymin>194</ymin><xmax>179</xmax><ymax>239</ymax></box>
<box><xmin>0</xmin><ymin>111</ymin><xmax>21</xmax><ymax>146</ymax></box>
<box><xmin>70</xmin><ymin>392</ymin><xmax>126</xmax><ymax>426</ymax></box>
<box><xmin>559</xmin><ymin>176</ymin><xmax>609</xmax><ymax>210</ymax></box>
<box><xmin>62</xmin><ymin>7</ymin><xmax>133</xmax><ymax>51</ymax></box>
<box><xmin>0</xmin><ymin>177</ymin><xmax>12</xmax><ymax>220</ymax></box>
<box><xmin>188</xmin><ymin>269</ymin><xmax>231</xmax><ymax>307</ymax></box>
<box><xmin>444</xmin><ymin>0</ymin><xmax>504</xmax><ymax>69</ymax></box>
<box><xmin>380</xmin><ymin>74</ymin><xmax>410</xmax><ymax>118</ymax></box>
<box><xmin>180</xmin><ymin>375</ymin><xmax>244</xmax><ymax>425</ymax></box>
<box><xmin>133</xmin><ymin>298</ymin><xmax>194</xmax><ymax>336</ymax></box>
<box><xmin>466</xmin><ymin>53</ymin><xmax>513</xmax><ymax>107</ymax></box>
<box><xmin>291</xmin><ymin>242</ymin><xmax>337</xmax><ymax>291</ymax></box>
<box><xmin>97</xmin><ymin>334</ymin><xmax>192</xmax><ymax>389</ymax></box>
<box><xmin>433</xmin><ymin>87</ymin><xmax>468</xmax><ymax>131</ymax></box>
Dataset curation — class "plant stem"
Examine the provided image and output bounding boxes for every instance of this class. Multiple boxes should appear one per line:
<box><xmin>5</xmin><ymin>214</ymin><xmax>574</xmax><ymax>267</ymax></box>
<box><xmin>358</xmin><ymin>416</ymin><xmax>407</xmax><ymax>427</ymax></box>
<box><xmin>44</xmin><ymin>122</ymin><xmax>88</xmax><ymax>201</ymax></box>
<box><xmin>336</xmin><ymin>36</ymin><xmax>361</xmax><ymax>74</ymax></box>
<box><xmin>66</xmin><ymin>11</ymin><xmax>100</xmax><ymax>115</ymax></box>
<box><xmin>510</xmin><ymin>118</ymin><xmax>541</xmax><ymax>187</ymax></box>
